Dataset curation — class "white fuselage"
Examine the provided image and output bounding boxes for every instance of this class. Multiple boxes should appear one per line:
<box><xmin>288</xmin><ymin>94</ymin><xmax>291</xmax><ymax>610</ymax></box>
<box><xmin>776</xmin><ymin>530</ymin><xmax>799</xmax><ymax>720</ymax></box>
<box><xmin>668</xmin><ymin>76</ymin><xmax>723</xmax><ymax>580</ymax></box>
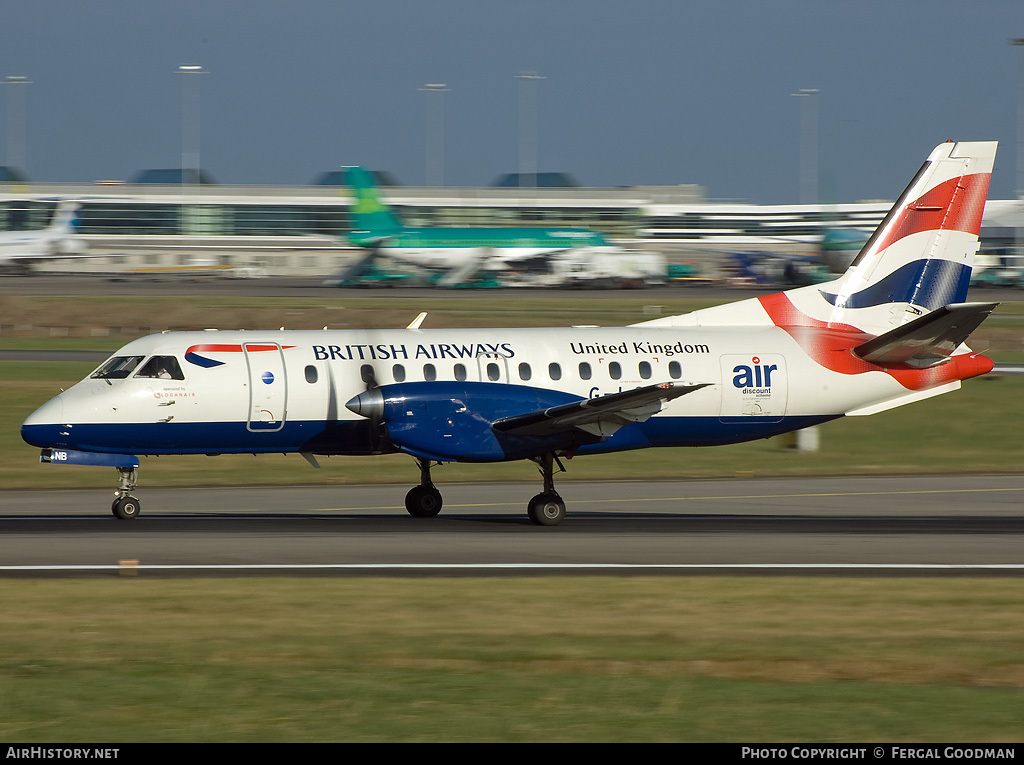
<box><xmin>21</xmin><ymin>321</ymin><xmax>961</xmax><ymax>462</ymax></box>
<box><xmin>0</xmin><ymin>229</ymin><xmax>84</xmax><ymax>261</ymax></box>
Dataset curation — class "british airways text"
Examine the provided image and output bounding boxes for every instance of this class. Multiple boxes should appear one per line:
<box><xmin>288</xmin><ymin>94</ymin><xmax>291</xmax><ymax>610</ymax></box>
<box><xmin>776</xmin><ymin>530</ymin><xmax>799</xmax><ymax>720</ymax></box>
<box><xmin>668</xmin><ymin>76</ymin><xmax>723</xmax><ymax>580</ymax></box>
<box><xmin>312</xmin><ymin>342</ymin><xmax>516</xmax><ymax>361</ymax></box>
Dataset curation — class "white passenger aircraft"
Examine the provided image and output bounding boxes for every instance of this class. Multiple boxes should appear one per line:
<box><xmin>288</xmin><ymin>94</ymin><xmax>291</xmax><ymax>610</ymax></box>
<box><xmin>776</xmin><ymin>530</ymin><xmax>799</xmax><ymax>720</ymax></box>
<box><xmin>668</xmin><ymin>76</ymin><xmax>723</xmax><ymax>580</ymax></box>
<box><xmin>22</xmin><ymin>141</ymin><xmax>998</xmax><ymax>525</ymax></box>
<box><xmin>0</xmin><ymin>201</ymin><xmax>87</xmax><ymax>271</ymax></box>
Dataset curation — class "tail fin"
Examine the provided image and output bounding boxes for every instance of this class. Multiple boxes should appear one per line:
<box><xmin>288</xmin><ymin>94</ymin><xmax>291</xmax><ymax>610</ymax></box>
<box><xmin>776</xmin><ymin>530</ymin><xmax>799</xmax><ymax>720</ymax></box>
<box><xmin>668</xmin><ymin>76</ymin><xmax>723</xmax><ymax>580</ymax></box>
<box><xmin>817</xmin><ymin>140</ymin><xmax>995</xmax><ymax>333</ymax></box>
<box><xmin>48</xmin><ymin>201</ymin><xmax>81</xmax><ymax>234</ymax></box>
<box><xmin>634</xmin><ymin>142</ymin><xmax>997</xmax><ymax>338</ymax></box>
<box><xmin>632</xmin><ymin>141</ymin><xmax>998</xmax><ymax>396</ymax></box>
<box><xmin>345</xmin><ymin>167</ymin><xmax>403</xmax><ymax>246</ymax></box>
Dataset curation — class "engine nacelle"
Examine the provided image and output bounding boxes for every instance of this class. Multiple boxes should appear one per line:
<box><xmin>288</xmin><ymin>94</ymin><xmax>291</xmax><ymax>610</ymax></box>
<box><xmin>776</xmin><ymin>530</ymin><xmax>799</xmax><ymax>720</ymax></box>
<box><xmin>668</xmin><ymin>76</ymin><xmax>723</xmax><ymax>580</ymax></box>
<box><xmin>345</xmin><ymin>381</ymin><xmax>599</xmax><ymax>462</ymax></box>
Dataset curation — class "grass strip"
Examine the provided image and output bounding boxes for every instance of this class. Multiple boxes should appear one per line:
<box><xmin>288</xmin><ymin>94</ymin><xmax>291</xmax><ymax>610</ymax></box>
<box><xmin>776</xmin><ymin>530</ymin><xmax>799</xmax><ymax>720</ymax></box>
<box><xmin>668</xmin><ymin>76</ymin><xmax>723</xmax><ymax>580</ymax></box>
<box><xmin>0</xmin><ymin>577</ymin><xmax>1021</xmax><ymax>742</ymax></box>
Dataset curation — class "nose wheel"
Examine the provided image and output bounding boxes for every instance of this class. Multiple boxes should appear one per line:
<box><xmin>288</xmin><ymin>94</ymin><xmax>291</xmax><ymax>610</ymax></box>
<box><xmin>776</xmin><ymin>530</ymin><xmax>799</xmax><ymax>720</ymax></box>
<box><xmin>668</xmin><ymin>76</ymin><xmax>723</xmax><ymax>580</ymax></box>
<box><xmin>111</xmin><ymin>495</ymin><xmax>141</xmax><ymax>519</ymax></box>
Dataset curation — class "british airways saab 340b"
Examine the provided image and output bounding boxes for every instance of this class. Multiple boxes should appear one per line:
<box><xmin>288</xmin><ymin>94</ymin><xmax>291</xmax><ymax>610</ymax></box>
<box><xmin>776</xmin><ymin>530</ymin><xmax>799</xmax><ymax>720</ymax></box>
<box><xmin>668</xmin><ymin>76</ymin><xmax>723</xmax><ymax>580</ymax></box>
<box><xmin>22</xmin><ymin>141</ymin><xmax>998</xmax><ymax>525</ymax></box>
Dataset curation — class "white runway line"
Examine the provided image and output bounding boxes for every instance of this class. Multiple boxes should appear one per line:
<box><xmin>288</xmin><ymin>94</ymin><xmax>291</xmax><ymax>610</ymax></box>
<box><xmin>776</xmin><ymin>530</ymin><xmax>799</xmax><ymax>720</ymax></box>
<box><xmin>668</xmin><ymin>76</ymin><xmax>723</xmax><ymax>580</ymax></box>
<box><xmin>3</xmin><ymin>563</ymin><xmax>1024</xmax><ymax>572</ymax></box>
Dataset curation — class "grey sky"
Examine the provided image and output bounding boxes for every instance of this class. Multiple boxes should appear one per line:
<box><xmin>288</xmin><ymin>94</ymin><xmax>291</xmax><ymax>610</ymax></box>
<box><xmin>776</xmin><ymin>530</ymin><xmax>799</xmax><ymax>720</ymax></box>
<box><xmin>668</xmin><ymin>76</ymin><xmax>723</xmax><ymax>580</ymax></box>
<box><xmin>1</xmin><ymin>0</ymin><xmax>1021</xmax><ymax>203</ymax></box>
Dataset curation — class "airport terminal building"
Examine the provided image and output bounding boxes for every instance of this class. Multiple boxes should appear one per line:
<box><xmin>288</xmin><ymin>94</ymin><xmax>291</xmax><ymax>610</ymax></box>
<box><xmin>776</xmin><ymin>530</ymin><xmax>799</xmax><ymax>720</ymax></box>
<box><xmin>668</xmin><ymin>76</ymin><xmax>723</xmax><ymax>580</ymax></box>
<box><xmin>1</xmin><ymin>171</ymin><xmax>1020</xmax><ymax>280</ymax></box>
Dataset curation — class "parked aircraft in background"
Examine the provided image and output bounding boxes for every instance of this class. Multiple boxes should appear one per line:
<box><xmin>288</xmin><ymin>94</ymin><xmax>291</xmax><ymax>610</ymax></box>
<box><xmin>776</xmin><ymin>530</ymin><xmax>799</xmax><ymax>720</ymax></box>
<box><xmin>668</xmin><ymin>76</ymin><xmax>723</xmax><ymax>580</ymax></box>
<box><xmin>336</xmin><ymin>166</ymin><xmax>665</xmax><ymax>287</ymax></box>
<box><xmin>23</xmin><ymin>141</ymin><xmax>998</xmax><ymax>525</ymax></box>
<box><xmin>970</xmin><ymin>251</ymin><xmax>1024</xmax><ymax>288</ymax></box>
<box><xmin>0</xmin><ymin>201</ymin><xmax>87</xmax><ymax>272</ymax></box>
<box><xmin>819</xmin><ymin>227</ymin><xmax>872</xmax><ymax>272</ymax></box>
<box><xmin>719</xmin><ymin>227</ymin><xmax>873</xmax><ymax>288</ymax></box>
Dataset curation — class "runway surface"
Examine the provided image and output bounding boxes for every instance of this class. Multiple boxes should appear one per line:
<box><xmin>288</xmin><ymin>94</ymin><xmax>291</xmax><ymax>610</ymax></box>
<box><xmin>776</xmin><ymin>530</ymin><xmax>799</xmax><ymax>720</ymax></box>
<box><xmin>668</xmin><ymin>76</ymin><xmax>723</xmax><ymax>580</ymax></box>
<box><xmin>2</xmin><ymin>475</ymin><xmax>1023</xmax><ymax>576</ymax></box>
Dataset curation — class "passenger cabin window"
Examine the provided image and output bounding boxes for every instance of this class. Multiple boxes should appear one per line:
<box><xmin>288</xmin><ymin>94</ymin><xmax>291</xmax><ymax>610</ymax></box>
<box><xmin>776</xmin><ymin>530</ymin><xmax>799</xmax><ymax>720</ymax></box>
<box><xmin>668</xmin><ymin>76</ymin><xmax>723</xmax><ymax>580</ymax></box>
<box><xmin>579</xmin><ymin>362</ymin><xmax>592</xmax><ymax>380</ymax></box>
<box><xmin>304</xmin><ymin>365</ymin><xmax>318</xmax><ymax>384</ymax></box>
<box><xmin>424</xmin><ymin>363</ymin><xmax>437</xmax><ymax>382</ymax></box>
<box><xmin>486</xmin><ymin>362</ymin><xmax>500</xmax><ymax>381</ymax></box>
<box><xmin>360</xmin><ymin>365</ymin><xmax>375</xmax><ymax>384</ymax></box>
<box><xmin>609</xmin><ymin>361</ymin><xmax>621</xmax><ymax>380</ymax></box>
<box><xmin>669</xmin><ymin>361</ymin><xmax>682</xmax><ymax>379</ymax></box>
<box><xmin>393</xmin><ymin>364</ymin><xmax>406</xmax><ymax>382</ymax></box>
<box><xmin>135</xmin><ymin>355</ymin><xmax>184</xmax><ymax>380</ymax></box>
<box><xmin>454</xmin><ymin>363</ymin><xmax>467</xmax><ymax>382</ymax></box>
<box><xmin>548</xmin><ymin>362</ymin><xmax>562</xmax><ymax>381</ymax></box>
<box><xmin>519</xmin><ymin>362</ymin><xmax>532</xmax><ymax>381</ymax></box>
<box><xmin>91</xmin><ymin>355</ymin><xmax>145</xmax><ymax>380</ymax></box>
<box><xmin>639</xmin><ymin>361</ymin><xmax>652</xmax><ymax>380</ymax></box>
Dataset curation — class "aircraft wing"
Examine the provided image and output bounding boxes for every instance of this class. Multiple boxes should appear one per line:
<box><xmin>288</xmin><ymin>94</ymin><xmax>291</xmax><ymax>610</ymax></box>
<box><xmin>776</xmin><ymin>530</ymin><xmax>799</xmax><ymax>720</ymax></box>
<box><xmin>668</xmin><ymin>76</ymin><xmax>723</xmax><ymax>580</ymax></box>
<box><xmin>492</xmin><ymin>381</ymin><xmax>710</xmax><ymax>438</ymax></box>
<box><xmin>853</xmin><ymin>302</ymin><xmax>998</xmax><ymax>367</ymax></box>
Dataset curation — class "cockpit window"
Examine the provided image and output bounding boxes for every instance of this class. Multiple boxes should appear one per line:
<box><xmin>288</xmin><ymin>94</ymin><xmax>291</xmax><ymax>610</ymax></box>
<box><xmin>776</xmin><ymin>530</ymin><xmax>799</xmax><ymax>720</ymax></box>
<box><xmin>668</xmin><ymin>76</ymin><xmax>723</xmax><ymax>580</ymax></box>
<box><xmin>91</xmin><ymin>355</ymin><xmax>145</xmax><ymax>380</ymax></box>
<box><xmin>135</xmin><ymin>355</ymin><xmax>185</xmax><ymax>380</ymax></box>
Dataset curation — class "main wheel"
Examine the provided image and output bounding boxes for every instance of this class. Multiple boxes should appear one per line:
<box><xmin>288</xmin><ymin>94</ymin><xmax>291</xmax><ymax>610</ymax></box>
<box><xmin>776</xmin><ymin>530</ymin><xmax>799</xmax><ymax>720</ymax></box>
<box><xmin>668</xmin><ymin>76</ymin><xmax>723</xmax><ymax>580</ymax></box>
<box><xmin>112</xmin><ymin>495</ymin><xmax>141</xmax><ymax>520</ymax></box>
<box><xmin>528</xmin><ymin>492</ymin><xmax>565</xmax><ymax>526</ymax></box>
<box><xmin>405</xmin><ymin>485</ymin><xmax>443</xmax><ymax>518</ymax></box>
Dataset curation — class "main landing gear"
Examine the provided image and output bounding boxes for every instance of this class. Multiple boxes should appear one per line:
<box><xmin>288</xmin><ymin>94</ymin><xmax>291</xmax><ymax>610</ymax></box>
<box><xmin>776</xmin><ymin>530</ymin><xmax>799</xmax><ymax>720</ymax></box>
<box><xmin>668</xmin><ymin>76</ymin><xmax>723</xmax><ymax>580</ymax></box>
<box><xmin>526</xmin><ymin>453</ymin><xmax>566</xmax><ymax>527</ymax></box>
<box><xmin>111</xmin><ymin>466</ymin><xmax>141</xmax><ymax>520</ymax></box>
<box><xmin>405</xmin><ymin>458</ymin><xmax>443</xmax><ymax>518</ymax></box>
<box><xmin>402</xmin><ymin>453</ymin><xmax>567</xmax><ymax>526</ymax></box>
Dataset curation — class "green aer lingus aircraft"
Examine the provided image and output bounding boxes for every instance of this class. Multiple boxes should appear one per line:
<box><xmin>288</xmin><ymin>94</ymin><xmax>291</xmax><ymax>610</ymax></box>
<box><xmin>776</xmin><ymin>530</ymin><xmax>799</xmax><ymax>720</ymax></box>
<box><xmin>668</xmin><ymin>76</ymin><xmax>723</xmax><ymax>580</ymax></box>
<box><xmin>340</xmin><ymin>167</ymin><xmax>664</xmax><ymax>287</ymax></box>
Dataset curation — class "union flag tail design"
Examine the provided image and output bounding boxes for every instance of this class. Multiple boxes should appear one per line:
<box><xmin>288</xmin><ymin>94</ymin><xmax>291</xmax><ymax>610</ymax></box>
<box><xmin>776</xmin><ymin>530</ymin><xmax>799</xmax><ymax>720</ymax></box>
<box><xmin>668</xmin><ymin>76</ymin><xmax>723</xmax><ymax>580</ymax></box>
<box><xmin>810</xmin><ymin>140</ymin><xmax>995</xmax><ymax>335</ymax></box>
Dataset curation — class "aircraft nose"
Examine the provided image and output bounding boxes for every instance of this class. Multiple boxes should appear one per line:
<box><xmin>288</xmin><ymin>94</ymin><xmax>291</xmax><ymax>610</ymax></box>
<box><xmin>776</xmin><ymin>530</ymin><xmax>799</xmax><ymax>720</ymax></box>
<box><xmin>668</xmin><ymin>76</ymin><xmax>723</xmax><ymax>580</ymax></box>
<box><xmin>21</xmin><ymin>395</ymin><xmax>66</xmax><ymax>448</ymax></box>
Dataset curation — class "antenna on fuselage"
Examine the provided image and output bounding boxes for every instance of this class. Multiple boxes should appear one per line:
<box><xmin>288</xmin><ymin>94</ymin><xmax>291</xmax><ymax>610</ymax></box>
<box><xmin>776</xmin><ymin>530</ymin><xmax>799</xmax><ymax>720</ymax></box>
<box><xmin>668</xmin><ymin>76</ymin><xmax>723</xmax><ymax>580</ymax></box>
<box><xmin>406</xmin><ymin>312</ymin><xmax>428</xmax><ymax>330</ymax></box>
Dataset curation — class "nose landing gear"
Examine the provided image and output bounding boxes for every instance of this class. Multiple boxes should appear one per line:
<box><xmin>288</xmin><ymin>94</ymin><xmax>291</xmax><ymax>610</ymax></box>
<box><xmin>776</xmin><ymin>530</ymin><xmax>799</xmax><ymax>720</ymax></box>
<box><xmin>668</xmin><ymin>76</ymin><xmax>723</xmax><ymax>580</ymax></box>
<box><xmin>111</xmin><ymin>467</ymin><xmax>141</xmax><ymax>520</ymax></box>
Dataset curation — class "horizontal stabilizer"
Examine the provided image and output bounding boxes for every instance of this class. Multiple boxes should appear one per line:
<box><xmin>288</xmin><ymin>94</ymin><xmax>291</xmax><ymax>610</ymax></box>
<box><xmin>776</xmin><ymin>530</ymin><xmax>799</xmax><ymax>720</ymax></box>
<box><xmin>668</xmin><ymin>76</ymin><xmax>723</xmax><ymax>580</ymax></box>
<box><xmin>492</xmin><ymin>381</ymin><xmax>709</xmax><ymax>438</ymax></box>
<box><xmin>853</xmin><ymin>302</ymin><xmax>997</xmax><ymax>367</ymax></box>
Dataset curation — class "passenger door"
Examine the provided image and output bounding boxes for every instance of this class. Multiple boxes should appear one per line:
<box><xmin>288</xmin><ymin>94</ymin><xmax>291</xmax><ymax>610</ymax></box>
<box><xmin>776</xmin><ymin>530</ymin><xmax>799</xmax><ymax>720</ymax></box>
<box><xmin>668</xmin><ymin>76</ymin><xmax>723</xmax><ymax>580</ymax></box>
<box><xmin>244</xmin><ymin>343</ymin><xmax>287</xmax><ymax>432</ymax></box>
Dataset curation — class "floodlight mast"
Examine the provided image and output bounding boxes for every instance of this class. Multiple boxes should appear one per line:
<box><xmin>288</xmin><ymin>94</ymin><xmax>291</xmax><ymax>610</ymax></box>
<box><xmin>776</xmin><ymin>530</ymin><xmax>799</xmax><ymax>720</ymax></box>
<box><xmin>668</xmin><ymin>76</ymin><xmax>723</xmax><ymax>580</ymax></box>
<box><xmin>419</xmin><ymin>83</ymin><xmax>450</xmax><ymax>187</ymax></box>
<box><xmin>3</xmin><ymin>75</ymin><xmax>32</xmax><ymax>175</ymax></box>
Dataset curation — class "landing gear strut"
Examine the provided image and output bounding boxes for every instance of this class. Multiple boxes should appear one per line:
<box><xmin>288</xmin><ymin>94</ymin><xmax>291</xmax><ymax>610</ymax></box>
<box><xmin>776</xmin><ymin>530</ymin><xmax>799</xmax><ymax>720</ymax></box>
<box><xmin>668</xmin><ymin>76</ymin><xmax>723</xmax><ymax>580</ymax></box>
<box><xmin>111</xmin><ymin>467</ymin><xmax>141</xmax><ymax>520</ymax></box>
<box><xmin>405</xmin><ymin>458</ymin><xmax>443</xmax><ymax>518</ymax></box>
<box><xmin>527</xmin><ymin>453</ymin><xmax>566</xmax><ymax>526</ymax></box>
<box><xmin>400</xmin><ymin>454</ymin><xmax>567</xmax><ymax>525</ymax></box>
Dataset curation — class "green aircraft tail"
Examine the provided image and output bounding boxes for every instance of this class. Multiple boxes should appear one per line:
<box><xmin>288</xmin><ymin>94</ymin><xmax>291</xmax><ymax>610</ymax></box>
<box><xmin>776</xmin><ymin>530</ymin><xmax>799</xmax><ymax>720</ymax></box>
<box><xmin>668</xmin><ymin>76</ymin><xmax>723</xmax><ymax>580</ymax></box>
<box><xmin>346</xmin><ymin>167</ymin><xmax>404</xmax><ymax>246</ymax></box>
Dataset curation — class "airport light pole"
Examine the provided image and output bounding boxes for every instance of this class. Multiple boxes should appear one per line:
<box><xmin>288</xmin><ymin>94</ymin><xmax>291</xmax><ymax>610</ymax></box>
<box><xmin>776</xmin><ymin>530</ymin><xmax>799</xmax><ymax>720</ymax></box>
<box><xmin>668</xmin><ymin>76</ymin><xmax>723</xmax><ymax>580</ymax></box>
<box><xmin>791</xmin><ymin>88</ymin><xmax>819</xmax><ymax>206</ymax></box>
<box><xmin>790</xmin><ymin>87</ymin><xmax>820</xmax><ymax>453</ymax></box>
<box><xmin>1013</xmin><ymin>39</ymin><xmax>1024</xmax><ymax>258</ymax></box>
<box><xmin>419</xmin><ymin>83</ymin><xmax>449</xmax><ymax>187</ymax></box>
<box><xmin>516</xmin><ymin>71</ymin><xmax>545</xmax><ymax>190</ymax></box>
<box><xmin>3</xmin><ymin>75</ymin><xmax>31</xmax><ymax>176</ymax></box>
<box><xmin>178</xmin><ymin>65</ymin><xmax>206</xmax><ymax>242</ymax></box>
<box><xmin>178</xmin><ymin>65</ymin><xmax>205</xmax><ymax>185</ymax></box>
